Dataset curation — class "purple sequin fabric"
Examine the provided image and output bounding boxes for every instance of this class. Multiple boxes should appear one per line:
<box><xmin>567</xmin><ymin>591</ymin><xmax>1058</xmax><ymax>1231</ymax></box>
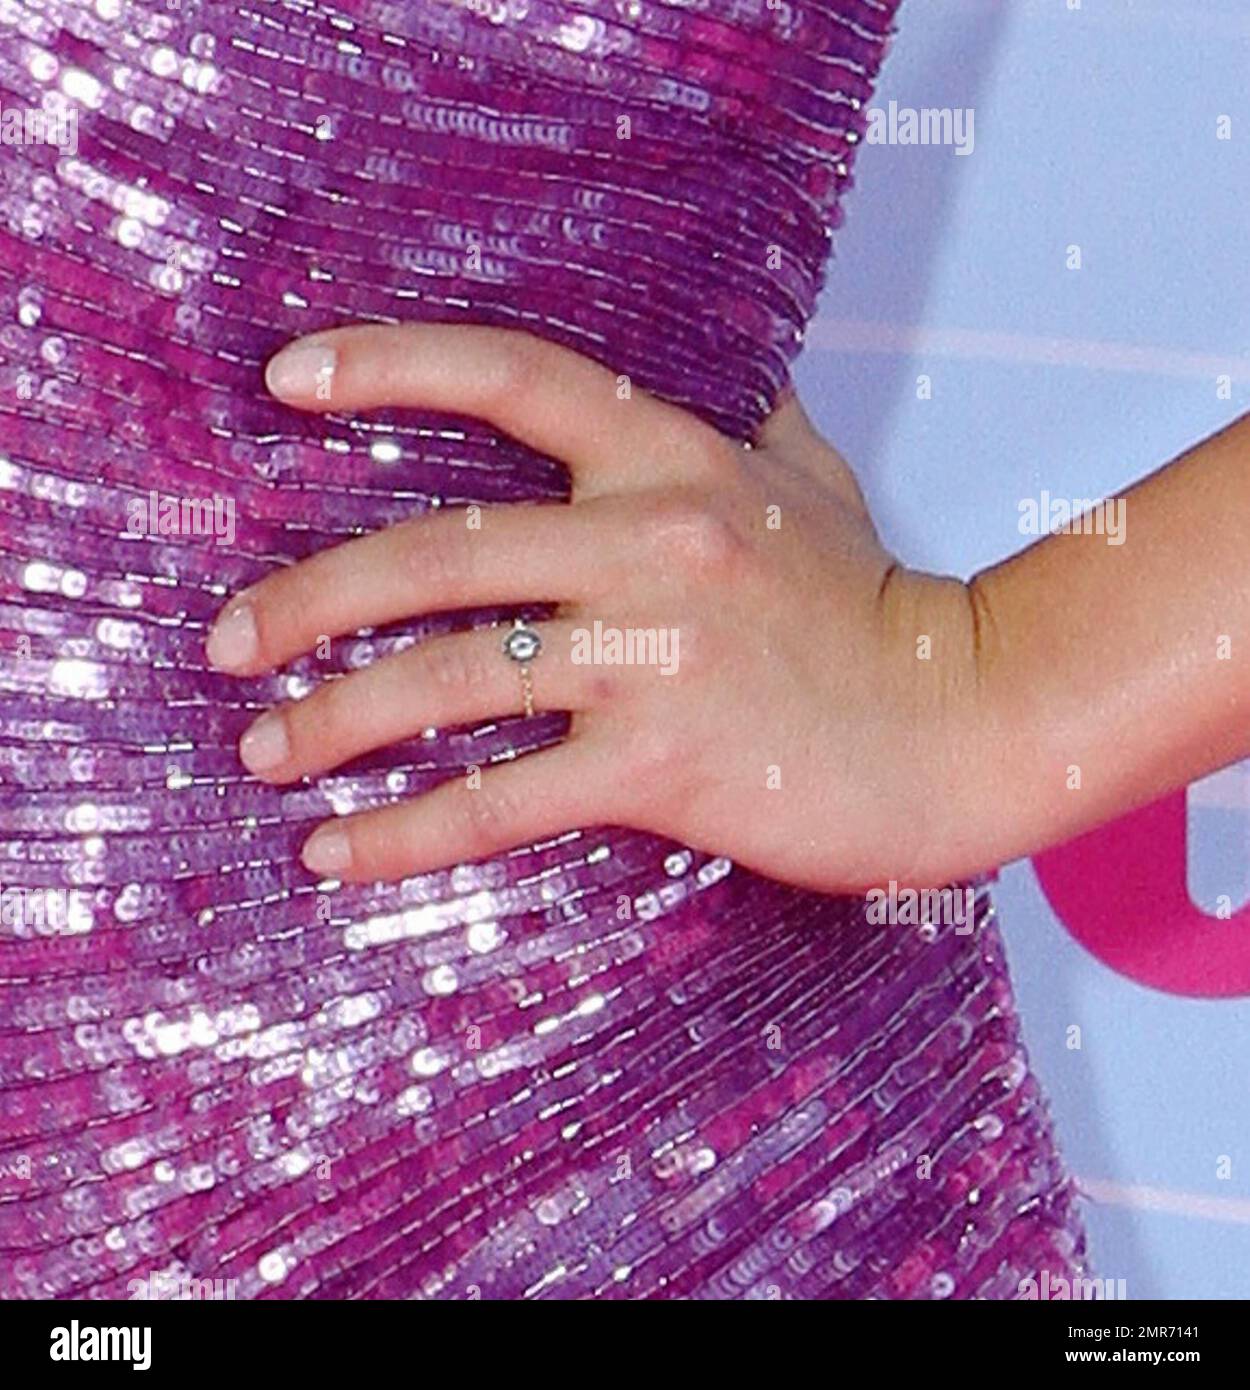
<box><xmin>0</xmin><ymin>0</ymin><xmax>1088</xmax><ymax>1299</ymax></box>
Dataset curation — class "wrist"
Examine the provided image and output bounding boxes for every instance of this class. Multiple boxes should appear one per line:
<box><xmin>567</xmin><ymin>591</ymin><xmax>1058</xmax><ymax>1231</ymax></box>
<box><xmin>953</xmin><ymin>565</ymin><xmax>1061</xmax><ymax>879</ymax></box>
<box><xmin>876</xmin><ymin>567</ymin><xmax>1000</xmax><ymax>888</ymax></box>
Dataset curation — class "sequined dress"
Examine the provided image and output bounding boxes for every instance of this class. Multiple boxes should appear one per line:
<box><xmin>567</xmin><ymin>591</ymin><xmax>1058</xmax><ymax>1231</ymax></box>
<box><xmin>0</xmin><ymin>0</ymin><xmax>1089</xmax><ymax>1299</ymax></box>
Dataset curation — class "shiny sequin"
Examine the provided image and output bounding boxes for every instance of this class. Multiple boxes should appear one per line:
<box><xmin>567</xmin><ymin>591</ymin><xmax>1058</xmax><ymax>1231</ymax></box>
<box><xmin>0</xmin><ymin>0</ymin><xmax>1087</xmax><ymax>1299</ymax></box>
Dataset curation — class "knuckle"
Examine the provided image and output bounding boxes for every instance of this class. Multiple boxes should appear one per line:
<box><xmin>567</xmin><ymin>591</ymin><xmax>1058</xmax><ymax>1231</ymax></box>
<box><xmin>585</xmin><ymin>668</ymin><xmax>626</xmax><ymax>706</ymax></box>
<box><xmin>491</xmin><ymin>337</ymin><xmax>542</xmax><ymax>401</ymax></box>
<box><xmin>285</xmin><ymin>547</ymin><xmax>337</xmax><ymax>608</ymax></box>
<box><xmin>284</xmin><ymin>677</ymin><xmax>354</xmax><ymax>764</ymax></box>
<box><xmin>261</xmin><ymin>555</ymin><xmax>335</xmax><ymax>646</ymax></box>
<box><xmin>646</xmin><ymin>496</ymin><xmax>743</xmax><ymax>580</ymax></box>
<box><xmin>454</xmin><ymin>781</ymin><xmax>518</xmax><ymax>860</ymax></box>
<box><xmin>421</xmin><ymin>636</ymin><xmax>479</xmax><ymax>696</ymax></box>
<box><xmin>307</xmin><ymin>671</ymin><xmax>358</xmax><ymax>737</ymax></box>
<box><xmin>625</xmin><ymin>723</ymin><xmax>684</xmax><ymax>796</ymax></box>
<box><xmin>418</xmin><ymin>520</ymin><xmax>475</xmax><ymax>597</ymax></box>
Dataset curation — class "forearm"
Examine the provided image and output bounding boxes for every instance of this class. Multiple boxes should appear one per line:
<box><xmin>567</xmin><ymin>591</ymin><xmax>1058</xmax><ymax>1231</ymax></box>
<box><xmin>955</xmin><ymin>412</ymin><xmax>1250</xmax><ymax>875</ymax></box>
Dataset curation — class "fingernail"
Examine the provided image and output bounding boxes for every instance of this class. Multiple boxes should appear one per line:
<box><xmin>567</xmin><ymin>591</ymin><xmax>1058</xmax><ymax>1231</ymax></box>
<box><xmin>266</xmin><ymin>343</ymin><xmax>337</xmax><ymax>399</ymax></box>
<box><xmin>239</xmin><ymin>713</ymin><xmax>289</xmax><ymax>774</ymax></box>
<box><xmin>206</xmin><ymin>602</ymin><xmax>258</xmax><ymax>672</ymax></box>
<box><xmin>302</xmin><ymin>826</ymin><xmax>351</xmax><ymax>875</ymax></box>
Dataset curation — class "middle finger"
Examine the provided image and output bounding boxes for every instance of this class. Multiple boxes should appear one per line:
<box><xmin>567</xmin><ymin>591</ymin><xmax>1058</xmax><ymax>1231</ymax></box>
<box><xmin>206</xmin><ymin>501</ymin><xmax>616</xmax><ymax>676</ymax></box>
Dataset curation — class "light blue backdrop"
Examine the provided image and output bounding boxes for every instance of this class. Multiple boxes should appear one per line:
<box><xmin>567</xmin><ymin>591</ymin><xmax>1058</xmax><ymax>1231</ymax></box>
<box><xmin>795</xmin><ymin>0</ymin><xmax>1250</xmax><ymax>1299</ymax></box>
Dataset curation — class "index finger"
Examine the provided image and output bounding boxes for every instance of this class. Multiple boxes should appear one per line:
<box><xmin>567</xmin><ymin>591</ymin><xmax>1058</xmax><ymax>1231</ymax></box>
<box><xmin>263</xmin><ymin>323</ymin><xmax>722</xmax><ymax>495</ymax></box>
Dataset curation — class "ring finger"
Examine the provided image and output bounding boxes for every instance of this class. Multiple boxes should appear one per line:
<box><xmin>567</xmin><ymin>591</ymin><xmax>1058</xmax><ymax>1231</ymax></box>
<box><xmin>238</xmin><ymin>619</ymin><xmax>606</xmax><ymax>783</ymax></box>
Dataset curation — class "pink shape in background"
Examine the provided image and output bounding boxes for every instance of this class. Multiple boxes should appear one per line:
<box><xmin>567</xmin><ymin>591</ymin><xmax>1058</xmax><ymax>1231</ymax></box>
<box><xmin>1033</xmin><ymin>790</ymin><xmax>1250</xmax><ymax>998</ymax></box>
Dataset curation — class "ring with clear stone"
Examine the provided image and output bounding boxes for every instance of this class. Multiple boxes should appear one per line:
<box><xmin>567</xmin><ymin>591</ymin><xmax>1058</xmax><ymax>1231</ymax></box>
<box><xmin>501</xmin><ymin>619</ymin><xmax>543</xmax><ymax>718</ymax></box>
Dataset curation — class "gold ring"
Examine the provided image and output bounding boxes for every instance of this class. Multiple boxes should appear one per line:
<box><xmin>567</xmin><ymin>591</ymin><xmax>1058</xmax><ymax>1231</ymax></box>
<box><xmin>501</xmin><ymin>620</ymin><xmax>543</xmax><ymax>719</ymax></box>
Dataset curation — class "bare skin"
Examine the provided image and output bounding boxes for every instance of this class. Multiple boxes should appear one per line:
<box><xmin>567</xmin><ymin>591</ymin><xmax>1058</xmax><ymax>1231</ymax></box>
<box><xmin>961</xmin><ymin>411</ymin><xmax>1250</xmax><ymax>875</ymax></box>
<box><xmin>205</xmin><ymin>324</ymin><xmax>1250</xmax><ymax>892</ymax></box>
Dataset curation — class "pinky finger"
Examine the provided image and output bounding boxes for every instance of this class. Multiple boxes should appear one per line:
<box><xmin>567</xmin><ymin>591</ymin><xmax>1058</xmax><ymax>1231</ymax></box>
<box><xmin>299</xmin><ymin>741</ymin><xmax>607</xmax><ymax>882</ymax></box>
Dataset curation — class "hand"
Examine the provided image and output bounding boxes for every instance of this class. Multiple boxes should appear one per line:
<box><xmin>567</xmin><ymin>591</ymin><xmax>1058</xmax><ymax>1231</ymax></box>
<box><xmin>206</xmin><ymin>325</ymin><xmax>982</xmax><ymax>891</ymax></box>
